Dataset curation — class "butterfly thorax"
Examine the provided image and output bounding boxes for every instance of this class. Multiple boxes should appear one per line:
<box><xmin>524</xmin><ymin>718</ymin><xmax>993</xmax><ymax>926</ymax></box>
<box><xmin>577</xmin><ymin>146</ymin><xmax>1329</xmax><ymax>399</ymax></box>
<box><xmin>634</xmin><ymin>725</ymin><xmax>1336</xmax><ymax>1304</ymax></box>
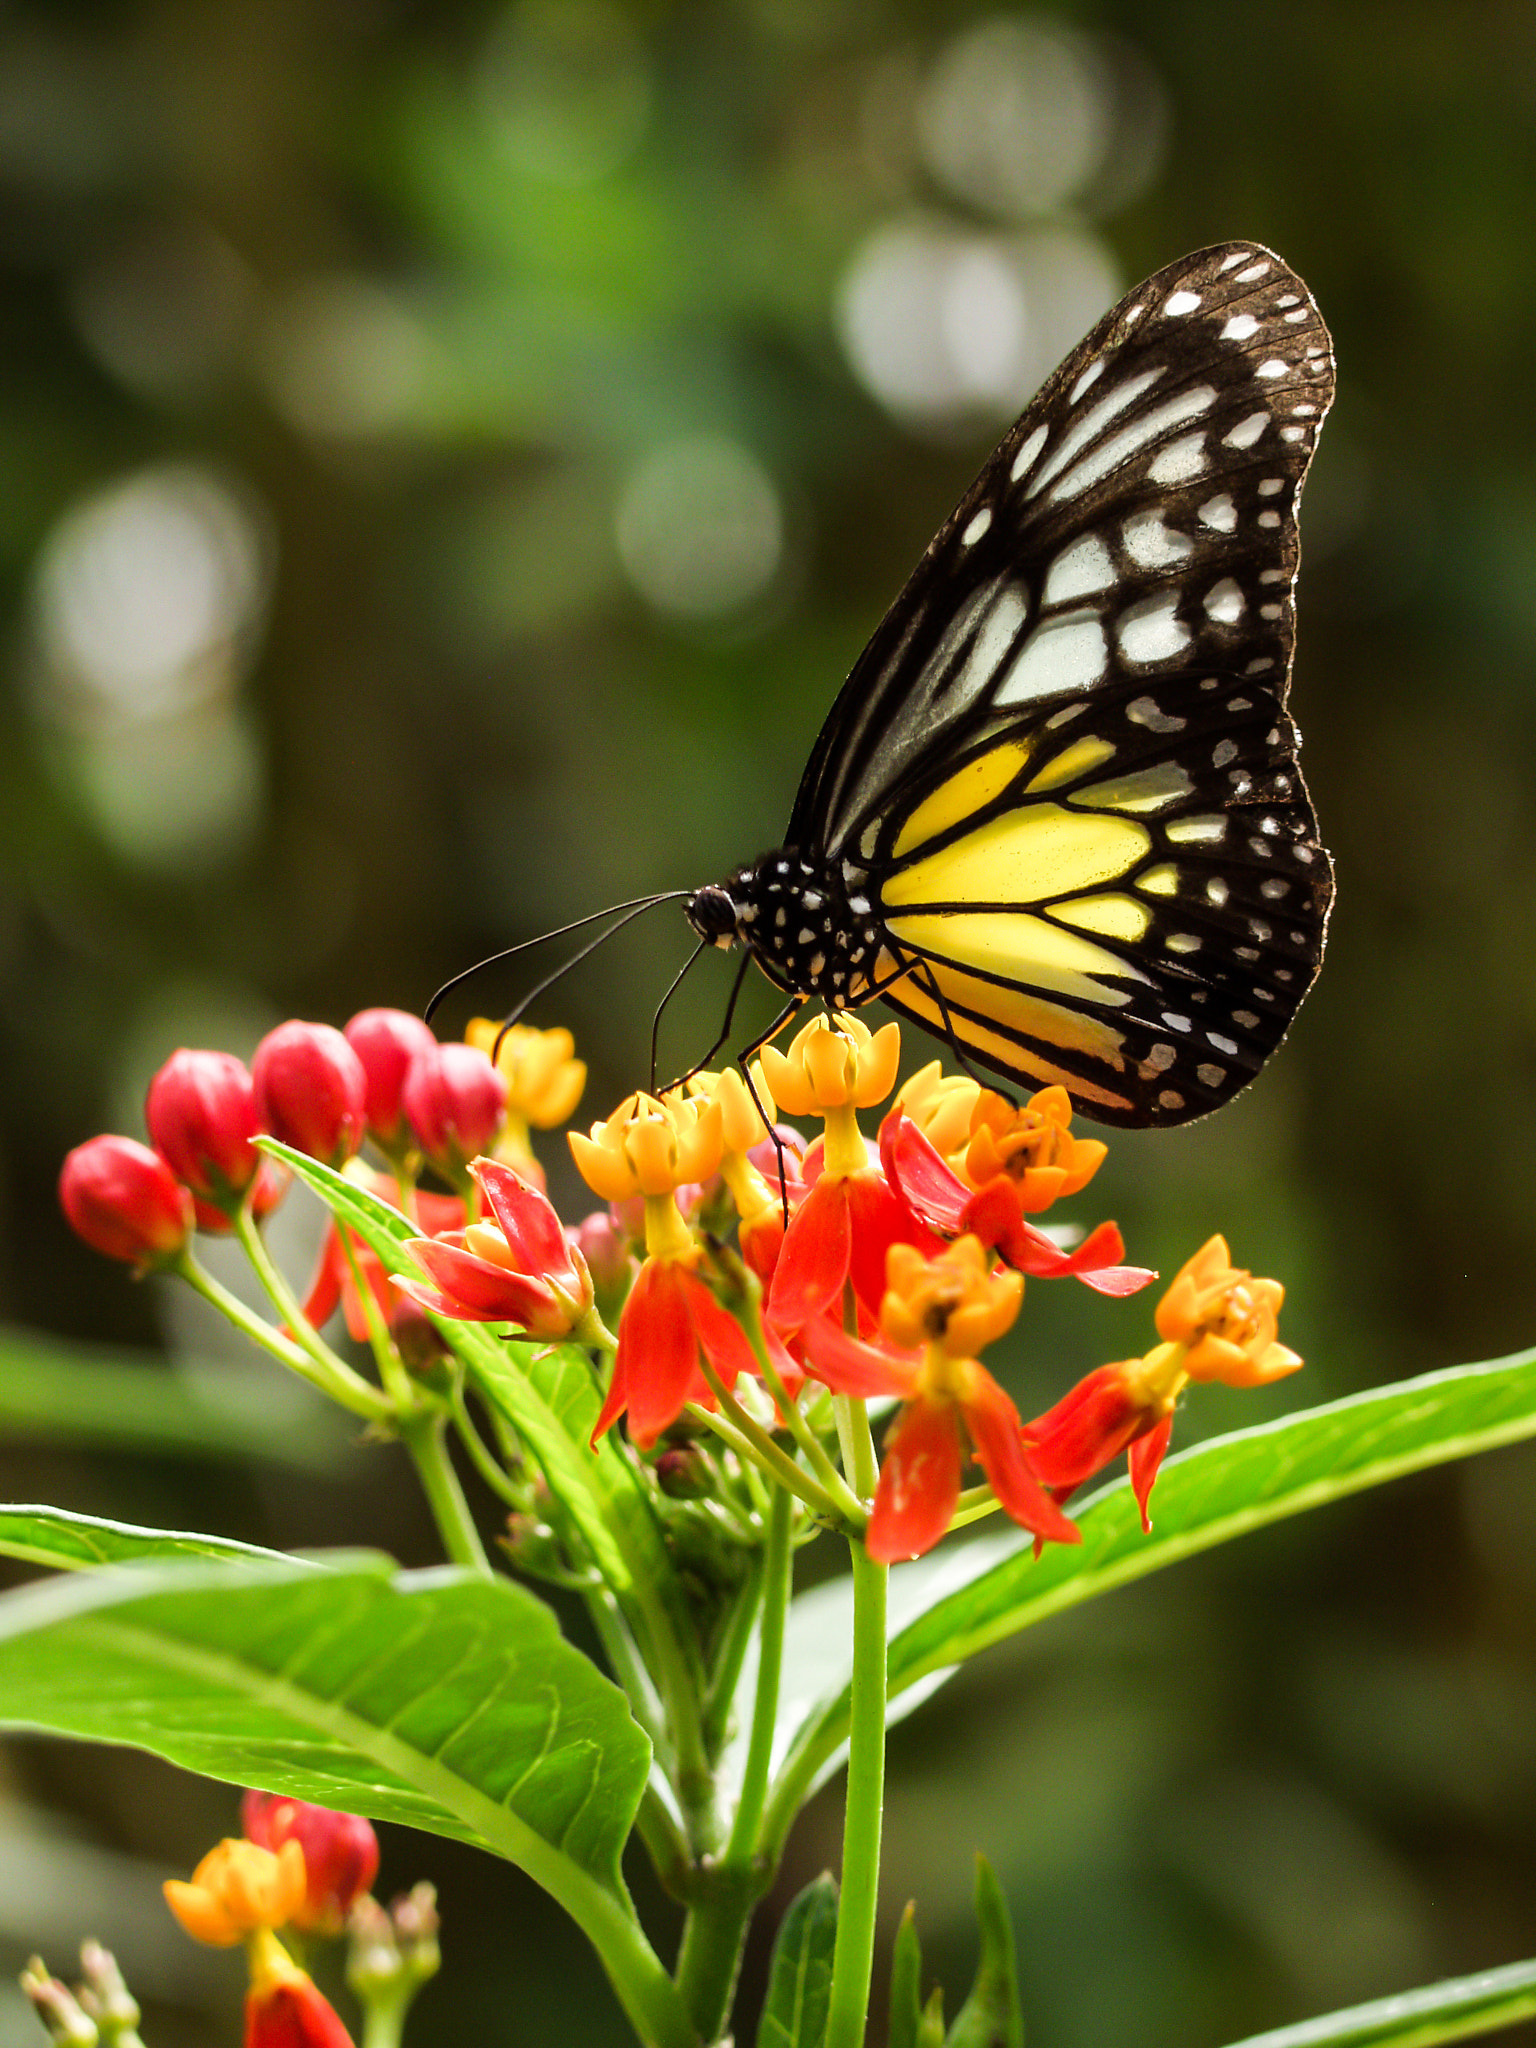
<box><xmin>686</xmin><ymin>851</ymin><xmax>887</xmax><ymax>1010</ymax></box>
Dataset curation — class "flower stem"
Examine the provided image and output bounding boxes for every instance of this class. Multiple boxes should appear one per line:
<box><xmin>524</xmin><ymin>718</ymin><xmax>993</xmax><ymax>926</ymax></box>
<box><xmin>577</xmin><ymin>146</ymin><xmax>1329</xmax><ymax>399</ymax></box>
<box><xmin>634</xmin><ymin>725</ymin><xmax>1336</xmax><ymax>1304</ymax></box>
<box><xmin>825</xmin><ymin>1402</ymin><xmax>887</xmax><ymax>2048</ymax></box>
<box><xmin>359</xmin><ymin>1988</ymin><xmax>410</xmax><ymax>2048</ymax></box>
<box><xmin>398</xmin><ymin>1410</ymin><xmax>493</xmax><ymax>1578</ymax></box>
<box><xmin>177</xmin><ymin>1250</ymin><xmax>390</xmax><ymax>1424</ymax></box>
<box><xmin>229</xmin><ymin>1206</ymin><xmax>392</xmax><ymax>1422</ymax></box>
<box><xmin>736</xmin><ymin>1283</ymin><xmax>865</xmax><ymax>1524</ymax></box>
<box><xmin>693</xmin><ymin>1365</ymin><xmax>861</xmax><ymax>1532</ymax></box>
<box><xmin>727</xmin><ymin>1481</ymin><xmax>791</xmax><ymax>1867</ymax></box>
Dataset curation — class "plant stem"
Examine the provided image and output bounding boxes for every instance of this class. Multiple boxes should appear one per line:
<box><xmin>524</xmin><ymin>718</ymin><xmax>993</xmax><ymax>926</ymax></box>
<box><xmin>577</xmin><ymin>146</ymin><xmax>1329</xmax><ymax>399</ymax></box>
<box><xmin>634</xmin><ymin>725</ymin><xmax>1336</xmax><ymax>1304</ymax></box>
<box><xmin>727</xmin><ymin>1482</ymin><xmax>791</xmax><ymax>1867</ymax></box>
<box><xmin>737</xmin><ymin>1285</ymin><xmax>866</xmax><ymax>1523</ymax></box>
<box><xmin>825</xmin><ymin>1401</ymin><xmax>887</xmax><ymax>2048</ymax></box>
<box><xmin>359</xmin><ymin>1990</ymin><xmax>410</xmax><ymax>2048</ymax></box>
<box><xmin>691</xmin><ymin>1368</ymin><xmax>858</xmax><ymax>1531</ymax></box>
<box><xmin>399</xmin><ymin>1411</ymin><xmax>493</xmax><ymax>1577</ymax></box>
<box><xmin>177</xmin><ymin>1251</ymin><xmax>390</xmax><ymax>1424</ymax></box>
<box><xmin>228</xmin><ymin>1208</ymin><xmax>393</xmax><ymax>1422</ymax></box>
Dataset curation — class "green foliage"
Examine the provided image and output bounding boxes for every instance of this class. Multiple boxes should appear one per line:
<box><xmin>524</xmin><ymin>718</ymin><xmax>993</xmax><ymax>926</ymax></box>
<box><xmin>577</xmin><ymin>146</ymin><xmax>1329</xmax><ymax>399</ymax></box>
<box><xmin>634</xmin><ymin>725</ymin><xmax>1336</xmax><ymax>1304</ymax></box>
<box><xmin>1219</xmin><ymin>1956</ymin><xmax>1536</xmax><ymax>2048</ymax></box>
<box><xmin>943</xmin><ymin>1859</ymin><xmax>1022</xmax><ymax>2048</ymax></box>
<box><xmin>767</xmin><ymin>1347</ymin><xmax>1536</xmax><ymax>1829</ymax></box>
<box><xmin>888</xmin><ymin>1905</ymin><xmax>926</xmax><ymax>2048</ymax></box>
<box><xmin>0</xmin><ymin>1552</ymin><xmax>649</xmax><ymax>1894</ymax></box>
<box><xmin>0</xmin><ymin>1504</ymin><xmax>295</xmax><ymax>1571</ymax></box>
<box><xmin>757</xmin><ymin>1874</ymin><xmax>839</xmax><ymax>2048</ymax></box>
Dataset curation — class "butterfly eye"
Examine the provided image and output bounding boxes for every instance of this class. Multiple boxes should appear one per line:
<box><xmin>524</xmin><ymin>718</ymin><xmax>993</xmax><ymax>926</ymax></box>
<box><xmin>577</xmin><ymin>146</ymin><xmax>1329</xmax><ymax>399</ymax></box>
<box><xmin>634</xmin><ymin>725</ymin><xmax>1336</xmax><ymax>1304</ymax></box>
<box><xmin>686</xmin><ymin>885</ymin><xmax>741</xmax><ymax>946</ymax></box>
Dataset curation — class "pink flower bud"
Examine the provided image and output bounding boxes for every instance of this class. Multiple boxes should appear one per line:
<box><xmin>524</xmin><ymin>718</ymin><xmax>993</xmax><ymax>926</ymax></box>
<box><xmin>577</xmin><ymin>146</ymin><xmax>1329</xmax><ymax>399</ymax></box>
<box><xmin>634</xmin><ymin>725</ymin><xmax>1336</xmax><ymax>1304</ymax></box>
<box><xmin>570</xmin><ymin>1209</ymin><xmax>633</xmax><ymax>1294</ymax></box>
<box><xmin>60</xmin><ymin>1136</ymin><xmax>194</xmax><ymax>1266</ymax></box>
<box><xmin>191</xmin><ymin>1158</ymin><xmax>290</xmax><ymax>1237</ymax></box>
<box><xmin>253</xmin><ymin>1023</ymin><xmax>367</xmax><ymax>1168</ymax></box>
<box><xmin>146</xmin><ymin>1049</ymin><xmax>262</xmax><ymax>1208</ymax></box>
<box><xmin>400</xmin><ymin>1043</ymin><xmax>506</xmax><ymax>1174</ymax></box>
<box><xmin>241</xmin><ymin>1792</ymin><xmax>379</xmax><ymax>1934</ymax></box>
<box><xmin>344</xmin><ymin>1009</ymin><xmax>439</xmax><ymax>1145</ymax></box>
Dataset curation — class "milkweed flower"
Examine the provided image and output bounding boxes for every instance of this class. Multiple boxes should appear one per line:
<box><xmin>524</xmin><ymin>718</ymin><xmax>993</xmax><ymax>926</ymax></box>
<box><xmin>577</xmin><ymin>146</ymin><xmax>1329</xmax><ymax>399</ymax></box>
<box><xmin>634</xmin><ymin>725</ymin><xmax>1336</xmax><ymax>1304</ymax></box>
<box><xmin>244</xmin><ymin>1935</ymin><xmax>356</xmax><ymax>2048</ymax></box>
<box><xmin>253</xmin><ymin>1023</ymin><xmax>367</xmax><ymax>1168</ymax></box>
<box><xmin>59</xmin><ymin>1136</ymin><xmax>194</xmax><ymax>1269</ymax></box>
<box><xmin>146</xmin><ymin>1049</ymin><xmax>263</xmax><ymax>1208</ymax></box>
<box><xmin>395</xmin><ymin>1157</ymin><xmax>594</xmax><ymax>1338</ymax></box>
<box><xmin>758</xmin><ymin>1014</ymin><xmax>934</xmax><ymax>1332</ymax></box>
<box><xmin>298</xmin><ymin>1171</ymin><xmax>464</xmax><ymax>1342</ymax></box>
<box><xmin>802</xmin><ymin>1235</ymin><xmax>1080</xmax><ymax>1562</ymax></box>
<box><xmin>466</xmin><ymin>1019</ymin><xmax>586</xmax><ymax>1184</ymax></box>
<box><xmin>879</xmin><ymin>1106</ymin><xmax>1152</xmax><ymax>1296</ymax></box>
<box><xmin>344</xmin><ymin>1008</ymin><xmax>439</xmax><ymax>1150</ymax></box>
<box><xmin>399</xmin><ymin>1042</ymin><xmax>507</xmax><ymax>1181</ymax></box>
<box><xmin>684</xmin><ymin>1066</ymin><xmax>795</xmax><ymax>1286</ymax></box>
<box><xmin>1026</xmin><ymin>1234</ymin><xmax>1303</xmax><ymax>1528</ymax></box>
<box><xmin>240</xmin><ymin>1794</ymin><xmax>379</xmax><ymax>1936</ymax></box>
<box><xmin>572</xmin><ymin>1090</ymin><xmax>789</xmax><ymax>1446</ymax></box>
<box><xmin>164</xmin><ymin>1839</ymin><xmax>308</xmax><ymax>1947</ymax></box>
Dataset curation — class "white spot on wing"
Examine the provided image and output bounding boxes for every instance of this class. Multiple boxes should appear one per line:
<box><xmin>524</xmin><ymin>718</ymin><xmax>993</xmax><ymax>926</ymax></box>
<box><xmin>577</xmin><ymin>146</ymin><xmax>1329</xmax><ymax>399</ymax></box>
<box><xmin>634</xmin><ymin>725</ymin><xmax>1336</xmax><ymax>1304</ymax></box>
<box><xmin>1257</xmin><ymin>358</ymin><xmax>1289</xmax><ymax>379</ymax></box>
<box><xmin>1125</xmin><ymin>696</ymin><xmax>1186</xmax><ymax>733</ymax></box>
<box><xmin>961</xmin><ymin>507</ymin><xmax>992</xmax><ymax>546</ymax></box>
<box><xmin>1221</xmin><ymin>313</ymin><xmax>1260</xmax><ymax>340</ymax></box>
<box><xmin>1123</xmin><ymin>509</ymin><xmax>1192</xmax><ymax>569</ymax></box>
<box><xmin>1219</xmin><ymin>251</ymin><xmax>1250</xmax><ymax>273</ymax></box>
<box><xmin>1236</xmin><ymin>261</ymin><xmax>1272</xmax><ymax>281</ymax></box>
<box><xmin>952</xmin><ymin>585</ymin><xmax>1030</xmax><ymax>703</ymax></box>
<box><xmin>1224</xmin><ymin>412</ymin><xmax>1269</xmax><ymax>449</ymax></box>
<box><xmin>1204</xmin><ymin>578</ymin><xmax>1245</xmax><ymax>624</ymax></box>
<box><xmin>1010</xmin><ymin>423</ymin><xmax>1049</xmax><ymax>481</ymax></box>
<box><xmin>995</xmin><ymin>611</ymin><xmax>1107</xmax><ymax>708</ymax></box>
<box><xmin>1147</xmin><ymin>432</ymin><xmax>1207</xmax><ymax>486</ymax></box>
<box><xmin>1165</xmin><ymin>290</ymin><xmax>1202</xmax><ymax>316</ymax></box>
<box><xmin>1198</xmin><ymin>493</ymin><xmax>1237</xmax><ymax>533</ymax></box>
<box><xmin>1043</xmin><ymin>535</ymin><xmax>1115</xmax><ymax>604</ymax></box>
<box><xmin>1070</xmin><ymin>360</ymin><xmax>1106</xmax><ymax>402</ymax></box>
<box><xmin>1029</xmin><ymin>372</ymin><xmax>1193</xmax><ymax>500</ymax></box>
<box><xmin>1119</xmin><ymin>594</ymin><xmax>1190</xmax><ymax>664</ymax></box>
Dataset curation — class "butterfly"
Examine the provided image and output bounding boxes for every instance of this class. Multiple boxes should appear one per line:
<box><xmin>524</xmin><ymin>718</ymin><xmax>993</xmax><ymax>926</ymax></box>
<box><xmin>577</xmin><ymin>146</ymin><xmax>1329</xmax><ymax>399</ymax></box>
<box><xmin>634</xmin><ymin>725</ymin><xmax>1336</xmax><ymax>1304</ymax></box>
<box><xmin>683</xmin><ymin>242</ymin><xmax>1335</xmax><ymax>1128</ymax></box>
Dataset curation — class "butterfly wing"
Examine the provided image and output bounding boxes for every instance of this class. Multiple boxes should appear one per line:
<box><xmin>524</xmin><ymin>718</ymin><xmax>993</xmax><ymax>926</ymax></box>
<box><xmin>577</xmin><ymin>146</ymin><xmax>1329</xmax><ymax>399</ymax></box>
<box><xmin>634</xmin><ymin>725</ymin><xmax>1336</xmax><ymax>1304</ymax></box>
<box><xmin>788</xmin><ymin>242</ymin><xmax>1335</xmax><ymax>1127</ymax></box>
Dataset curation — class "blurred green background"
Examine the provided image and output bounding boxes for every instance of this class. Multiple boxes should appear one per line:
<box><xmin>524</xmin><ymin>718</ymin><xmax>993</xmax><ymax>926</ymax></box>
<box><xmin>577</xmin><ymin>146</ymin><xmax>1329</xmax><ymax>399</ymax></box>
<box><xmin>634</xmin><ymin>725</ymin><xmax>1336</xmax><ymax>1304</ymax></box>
<box><xmin>3</xmin><ymin>1</ymin><xmax>1536</xmax><ymax>2044</ymax></box>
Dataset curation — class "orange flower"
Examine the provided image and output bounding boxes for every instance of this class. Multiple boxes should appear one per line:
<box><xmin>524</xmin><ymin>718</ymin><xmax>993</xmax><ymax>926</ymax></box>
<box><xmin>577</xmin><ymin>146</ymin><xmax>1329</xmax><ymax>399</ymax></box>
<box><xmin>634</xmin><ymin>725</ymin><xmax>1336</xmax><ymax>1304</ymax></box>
<box><xmin>961</xmin><ymin>1086</ymin><xmax>1106</xmax><ymax>1211</ymax></box>
<box><xmin>164</xmin><ymin>1839</ymin><xmax>308</xmax><ymax>1948</ymax></box>
<box><xmin>1155</xmin><ymin>1235</ymin><xmax>1301</xmax><ymax>1387</ymax></box>
<box><xmin>800</xmin><ymin>1236</ymin><xmax>1080</xmax><ymax>1563</ymax></box>
<box><xmin>892</xmin><ymin>1062</ymin><xmax>981</xmax><ymax>1163</ymax></box>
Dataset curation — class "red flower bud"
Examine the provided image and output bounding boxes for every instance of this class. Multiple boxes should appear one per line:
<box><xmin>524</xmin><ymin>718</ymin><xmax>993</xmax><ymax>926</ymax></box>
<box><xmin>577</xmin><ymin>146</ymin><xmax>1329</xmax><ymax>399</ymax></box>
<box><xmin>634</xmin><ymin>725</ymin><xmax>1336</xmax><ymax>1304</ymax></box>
<box><xmin>253</xmin><ymin>1023</ymin><xmax>367</xmax><ymax>1168</ymax></box>
<box><xmin>245</xmin><ymin>1967</ymin><xmax>355</xmax><ymax>2048</ymax></box>
<box><xmin>344</xmin><ymin>1009</ymin><xmax>439</xmax><ymax>1146</ymax></box>
<box><xmin>241</xmin><ymin>1793</ymin><xmax>379</xmax><ymax>1934</ymax></box>
<box><xmin>400</xmin><ymin>1043</ymin><xmax>506</xmax><ymax>1174</ymax></box>
<box><xmin>60</xmin><ymin>1136</ymin><xmax>193</xmax><ymax>1267</ymax></box>
<box><xmin>191</xmin><ymin>1158</ymin><xmax>289</xmax><ymax>1237</ymax></box>
<box><xmin>146</xmin><ymin>1049</ymin><xmax>262</xmax><ymax>1209</ymax></box>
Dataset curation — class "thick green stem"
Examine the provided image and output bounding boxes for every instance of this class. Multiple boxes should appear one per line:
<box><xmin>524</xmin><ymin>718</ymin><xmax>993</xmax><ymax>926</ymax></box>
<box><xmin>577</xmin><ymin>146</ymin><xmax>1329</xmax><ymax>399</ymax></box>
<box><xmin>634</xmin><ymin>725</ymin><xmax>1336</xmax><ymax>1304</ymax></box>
<box><xmin>825</xmin><ymin>1403</ymin><xmax>887</xmax><ymax>2048</ymax></box>
<box><xmin>359</xmin><ymin>1988</ymin><xmax>410</xmax><ymax>2048</ymax></box>
<box><xmin>399</xmin><ymin>1412</ymin><xmax>493</xmax><ymax>1578</ymax></box>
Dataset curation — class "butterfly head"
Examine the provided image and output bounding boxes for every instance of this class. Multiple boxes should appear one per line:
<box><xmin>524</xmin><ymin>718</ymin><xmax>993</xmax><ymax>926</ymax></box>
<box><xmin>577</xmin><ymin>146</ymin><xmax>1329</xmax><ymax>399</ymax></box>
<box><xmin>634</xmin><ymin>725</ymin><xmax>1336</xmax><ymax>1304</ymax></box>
<box><xmin>684</xmin><ymin>881</ymin><xmax>746</xmax><ymax>951</ymax></box>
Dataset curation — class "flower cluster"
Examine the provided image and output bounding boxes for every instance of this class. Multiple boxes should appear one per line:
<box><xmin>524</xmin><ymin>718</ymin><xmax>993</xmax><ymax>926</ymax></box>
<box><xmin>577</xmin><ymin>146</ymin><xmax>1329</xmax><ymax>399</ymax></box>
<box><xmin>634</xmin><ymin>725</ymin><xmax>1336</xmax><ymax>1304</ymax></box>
<box><xmin>59</xmin><ymin>995</ymin><xmax>1302</xmax><ymax>1568</ymax></box>
<box><xmin>164</xmin><ymin>1796</ymin><xmax>392</xmax><ymax>2048</ymax></box>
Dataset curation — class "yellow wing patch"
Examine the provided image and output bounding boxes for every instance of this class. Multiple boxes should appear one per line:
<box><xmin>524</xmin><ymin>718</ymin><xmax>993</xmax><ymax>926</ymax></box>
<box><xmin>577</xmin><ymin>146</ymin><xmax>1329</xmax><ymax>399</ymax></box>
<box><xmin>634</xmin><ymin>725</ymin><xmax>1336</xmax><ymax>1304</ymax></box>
<box><xmin>1075</xmin><ymin>762</ymin><xmax>1194</xmax><ymax>812</ymax></box>
<box><xmin>1023</xmin><ymin>735</ymin><xmax>1116</xmax><ymax>793</ymax></box>
<box><xmin>1053</xmin><ymin>893</ymin><xmax>1150</xmax><ymax>942</ymax></box>
<box><xmin>891</xmin><ymin>973</ymin><xmax>1136</xmax><ymax>1114</ymax></box>
<box><xmin>884</xmin><ymin>909</ymin><xmax>1147</xmax><ymax>1007</ymax></box>
<box><xmin>883</xmin><ymin>804</ymin><xmax>1149</xmax><ymax>908</ymax></box>
<box><xmin>892</xmin><ymin>741</ymin><xmax>1033</xmax><ymax>858</ymax></box>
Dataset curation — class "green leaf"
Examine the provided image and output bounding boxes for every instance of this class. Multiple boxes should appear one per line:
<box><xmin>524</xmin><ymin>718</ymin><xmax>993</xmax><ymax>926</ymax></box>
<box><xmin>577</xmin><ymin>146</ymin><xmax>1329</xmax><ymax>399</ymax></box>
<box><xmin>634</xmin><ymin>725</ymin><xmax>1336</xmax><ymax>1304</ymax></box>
<box><xmin>1220</xmin><ymin>1956</ymin><xmax>1536</xmax><ymax>2048</ymax></box>
<box><xmin>0</xmin><ymin>1504</ymin><xmax>300</xmax><ymax>1572</ymax></box>
<box><xmin>0</xmin><ymin>1327</ymin><xmax>351</xmax><ymax>1470</ymax></box>
<box><xmin>768</xmin><ymin>1348</ymin><xmax>1536</xmax><ymax>1833</ymax></box>
<box><xmin>944</xmin><ymin>1858</ymin><xmax>1022</xmax><ymax>2048</ymax></box>
<box><xmin>888</xmin><ymin>1903</ymin><xmax>925</xmax><ymax>2048</ymax></box>
<box><xmin>0</xmin><ymin>1553</ymin><xmax>648</xmax><ymax>1894</ymax></box>
<box><xmin>756</xmin><ymin>1873</ymin><xmax>839</xmax><ymax>2048</ymax></box>
<box><xmin>265</xmin><ymin>1144</ymin><xmax>685</xmax><ymax>1631</ymax></box>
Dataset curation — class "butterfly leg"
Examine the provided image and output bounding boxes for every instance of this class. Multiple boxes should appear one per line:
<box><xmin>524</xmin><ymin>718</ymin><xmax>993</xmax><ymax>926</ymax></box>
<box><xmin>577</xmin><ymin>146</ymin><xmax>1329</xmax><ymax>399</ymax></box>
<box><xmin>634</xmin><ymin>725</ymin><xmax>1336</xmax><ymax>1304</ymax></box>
<box><xmin>734</xmin><ymin>996</ymin><xmax>808</xmax><ymax>1221</ymax></box>
<box><xmin>650</xmin><ymin>937</ymin><xmax>712</xmax><ymax>1093</ymax></box>
<box><xmin>657</xmin><ymin>948</ymin><xmax>754</xmax><ymax>1096</ymax></box>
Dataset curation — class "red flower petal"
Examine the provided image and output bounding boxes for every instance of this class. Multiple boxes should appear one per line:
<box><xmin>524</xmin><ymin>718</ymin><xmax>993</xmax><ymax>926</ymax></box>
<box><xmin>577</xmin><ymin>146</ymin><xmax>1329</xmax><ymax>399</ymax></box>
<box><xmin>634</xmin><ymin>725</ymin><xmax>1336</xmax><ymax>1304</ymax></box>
<box><xmin>845</xmin><ymin>1171</ymin><xmax>941</xmax><ymax>1320</ymax></box>
<box><xmin>606</xmin><ymin>1258</ymin><xmax>711</xmax><ymax>1449</ymax></box>
<box><xmin>1023</xmin><ymin>1362</ymin><xmax>1149</xmax><ymax>1492</ymax></box>
<box><xmin>959</xmin><ymin>1365</ymin><xmax>1081</xmax><ymax>1546</ymax></box>
<box><xmin>877</xmin><ymin>1111</ymin><xmax>969</xmax><ymax>1232</ymax></box>
<box><xmin>867</xmin><ymin>1394</ymin><xmax>964</xmax><ymax>1563</ymax></box>
<box><xmin>798</xmin><ymin>1312</ymin><xmax>920</xmax><ymax>1399</ymax></box>
<box><xmin>767</xmin><ymin>1175</ymin><xmax>851</xmax><ymax>1331</ymax></box>
<box><xmin>1128</xmin><ymin>1413</ymin><xmax>1174</xmax><ymax>1531</ymax></box>
<box><xmin>474</xmin><ymin>1157</ymin><xmax>575</xmax><ymax>1283</ymax></box>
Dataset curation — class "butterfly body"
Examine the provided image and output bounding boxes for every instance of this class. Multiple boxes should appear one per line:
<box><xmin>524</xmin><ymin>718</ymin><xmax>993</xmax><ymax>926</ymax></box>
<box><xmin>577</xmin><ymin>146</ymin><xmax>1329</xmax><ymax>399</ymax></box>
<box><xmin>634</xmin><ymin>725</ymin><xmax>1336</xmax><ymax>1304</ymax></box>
<box><xmin>687</xmin><ymin>241</ymin><xmax>1336</xmax><ymax>1128</ymax></box>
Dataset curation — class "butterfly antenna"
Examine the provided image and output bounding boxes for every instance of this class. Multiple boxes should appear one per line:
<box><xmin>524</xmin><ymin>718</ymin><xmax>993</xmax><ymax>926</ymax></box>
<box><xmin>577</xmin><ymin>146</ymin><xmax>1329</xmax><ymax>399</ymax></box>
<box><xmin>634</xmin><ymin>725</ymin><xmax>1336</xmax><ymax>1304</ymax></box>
<box><xmin>425</xmin><ymin>891</ymin><xmax>691</xmax><ymax>1029</ymax></box>
<box><xmin>492</xmin><ymin>894</ymin><xmax>687</xmax><ymax>1057</ymax></box>
<box><xmin>650</xmin><ymin>937</ymin><xmax>711</xmax><ymax>1093</ymax></box>
<box><xmin>732</xmin><ymin>997</ymin><xmax>807</xmax><ymax>1223</ymax></box>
